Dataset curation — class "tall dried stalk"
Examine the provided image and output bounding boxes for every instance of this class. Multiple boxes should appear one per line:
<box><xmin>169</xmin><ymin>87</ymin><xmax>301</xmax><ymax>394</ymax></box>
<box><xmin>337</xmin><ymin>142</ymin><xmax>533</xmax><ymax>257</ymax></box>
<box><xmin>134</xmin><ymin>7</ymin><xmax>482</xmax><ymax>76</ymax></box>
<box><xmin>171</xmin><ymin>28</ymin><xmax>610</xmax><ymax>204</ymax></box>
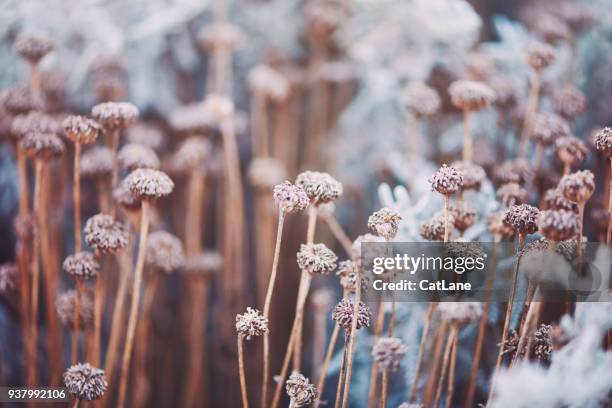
<box><xmin>443</xmin><ymin>195</ymin><xmax>451</xmax><ymax>243</ymax></box>
<box><xmin>519</xmin><ymin>71</ymin><xmax>541</xmax><ymax>158</ymax></box>
<box><xmin>433</xmin><ymin>325</ymin><xmax>459</xmax><ymax>408</ymax></box>
<box><xmin>340</xmin><ymin>275</ymin><xmax>362</xmax><ymax>408</ymax></box>
<box><xmin>334</xmin><ymin>338</ymin><xmax>348</xmax><ymax>408</ymax></box>
<box><xmin>237</xmin><ymin>334</ymin><xmax>249</xmax><ymax>408</ymax></box>
<box><xmin>251</xmin><ymin>92</ymin><xmax>269</xmax><ymax>157</ymax></box>
<box><xmin>92</xmin><ymin>261</ymin><xmax>104</xmax><ymax>367</ymax></box>
<box><xmin>321</xmin><ymin>213</ymin><xmax>353</xmax><ymax>256</ymax></box>
<box><xmin>423</xmin><ymin>321</ymin><xmax>448</xmax><ymax>407</ymax></box>
<box><xmin>71</xmin><ymin>280</ymin><xmax>83</xmax><ymax>364</ymax></box>
<box><xmin>108</xmin><ymin>129</ymin><xmax>120</xmax><ymax>218</ymax></box>
<box><xmin>367</xmin><ymin>290</ymin><xmax>387</xmax><ymax>408</ymax></box>
<box><xmin>316</xmin><ymin>323</ymin><xmax>341</xmax><ymax>400</ymax></box>
<box><xmin>511</xmin><ymin>287</ymin><xmax>542</xmax><ymax>367</ymax></box>
<box><xmin>462</xmin><ymin>109</ymin><xmax>473</xmax><ymax>163</ymax></box>
<box><xmin>410</xmin><ymin>302</ymin><xmax>435</xmax><ymax>402</ymax></box>
<box><xmin>117</xmin><ymin>200</ymin><xmax>152</xmax><ymax>408</ymax></box>
<box><xmin>73</xmin><ymin>142</ymin><xmax>83</xmax><ymax>252</ymax></box>
<box><xmin>445</xmin><ymin>326</ymin><xmax>459</xmax><ymax>408</ymax></box>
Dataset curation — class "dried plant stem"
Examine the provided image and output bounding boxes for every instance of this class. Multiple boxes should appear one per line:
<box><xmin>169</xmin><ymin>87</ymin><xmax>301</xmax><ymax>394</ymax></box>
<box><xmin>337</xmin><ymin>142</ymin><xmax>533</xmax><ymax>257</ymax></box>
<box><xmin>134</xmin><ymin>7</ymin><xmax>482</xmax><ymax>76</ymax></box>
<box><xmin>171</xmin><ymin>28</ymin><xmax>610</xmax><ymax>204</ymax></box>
<box><xmin>423</xmin><ymin>322</ymin><xmax>448</xmax><ymax>407</ymax></box>
<box><xmin>534</xmin><ymin>143</ymin><xmax>544</xmax><ymax>175</ymax></box>
<box><xmin>16</xmin><ymin>144</ymin><xmax>30</xmax><ymax>217</ymax></box>
<box><xmin>445</xmin><ymin>327</ymin><xmax>459</xmax><ymax>408</ymax></box>
<box><xmin>118</xmin><ymin>200</ymin><xmax>151</xmax><ymax>408</ymax></box>
<box><xmin>251</xmin><ymin>92</ymin><xmax>269</xmax><ymax>157</ymax></box>
<box><xmin>563</xmin><ymin>161</ymin><xmax>571</xmax><ymax>176</ymax></box>
<box><xmin>462</xmin><ymin>109</ymin><xmax>472</xmax><ymax>163</ymax></box>
<box><xmin>237</xmin><ymin>335</ymin><xmax>249</xmax><ymax>408</ymax></box>
<box><xmin>305</xmin><ymin>34</ymin><xmax>329</xmax><ymax>168</ymax></box>
<box><xmin>273</xmin><ymin>96</ymin><xmax>300</xmax><ymax>177</ymax></box>
<box><xmin>443</xmin><ymin>195</ymin><xmax>450</xmax><ymax>243</ymax></box>
<box><xmin>340</xmin><ymin>275</ymin><xmax>362</xmax><ymax>408</ymax></box>
<box><xmin>186</xmin><ymin>170</ymin><xmax>206</xmax><ymax>252</ymax></box>
<box><xmin>608</xmin><ymin>161</ymin><xmax>612</xmax><ymax>244</ymax></box>
<box><xmin>71</xmin><ymin>397</ymin><xmax>81</xmax><ymax>408</ymax></box>
<box><xmin>488</xmin><ymin>233</ymin><xmax>525</xmax><ymax>405</ymax></box>
<box><xmin>108</xmin><ymin>129</ymin><xmax>120</xmax><ymax>218</ymax></box>
<box><xmin>73</xmin><ymin>142</ymin><xmax>83</xmax><ymax>252</ymax></box>
<box><xmin>261</xmin><ymin>211</ymin><xmax>285</xmax><ymax>407</ymax></box>
<box><xmin>519</xmin><ymin>72</ymin><xmax>541</xmax><ymax>158</ymax></box>
<box><xmin>465</xmin><ymin>241</ymin><xmax>499</xmax><ymax>408</ymax></box>
<box><xmin>433</xmin><ymin>325</ymin><xmax>458</xmax><ymax>408</ymax></box>
<box><xmin>270</xmin><ymin>320</ymin><xmax>297</xmax><ymax>408</ymax></box>
<box><xmin>367</xmin><ymin>293</ymin><xmax>386</xmax><ymax>408</ymax></box>
<box><xmin>334</xmin><ymin>338</ymin><xmax>348</xmax><ymax>408</ymax></box>
<box><xmin>92</xmin><ymin>269</ymin><xmax>104</xmax><ymax>366</ymax></box>
<box><xmin>322</xmin><ymin>214</ymin><xmax>353</xmax><ymax>256</ymax></box>
<box><xmin>29</xmin><ymin>62</ymin><xmax>40</xmax><ymax>94</ymax></box>
<box><xmin>72</xmin><ymin>280</ymin><xmax>83</xmax><ymax>364</ymax></box>
<box><xmin>410</xmin><ymin>302</ymin><xmax>435</xmax><ymax>402</ymax></box>
<box><xmin>96</xmin><ymin>180</ymin><xmax>110</xmax><ymax>214</ymax></box>
<box><xmin>578</xmin><ymin>203</ymin><xmax>585</xmax><ymax>258</ymax></box>
<box><xmin>511</xmin><ymin>287</ymin><xmax>541</xmax><ymax>367</ymax></box>
<box><xmin>317</xmin><ymin>323</ymin><xmax>341</xmax><ymax>399</ymax></box>
<box><xmin>406</xmin><ymin>112</ymin><xmax>419</xmax><ymax>160</ymax></box>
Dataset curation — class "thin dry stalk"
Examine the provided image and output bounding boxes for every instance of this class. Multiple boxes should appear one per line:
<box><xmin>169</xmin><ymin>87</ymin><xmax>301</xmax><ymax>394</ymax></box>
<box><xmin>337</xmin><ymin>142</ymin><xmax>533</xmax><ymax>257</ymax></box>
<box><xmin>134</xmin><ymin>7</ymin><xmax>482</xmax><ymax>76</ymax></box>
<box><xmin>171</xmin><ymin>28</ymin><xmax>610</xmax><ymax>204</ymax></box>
<box><xmin>433</xmin><ymin>325</ymin><xmax>458</xmax><ymax>408</ymax></box>
<box><xmin>340</xmin><ymin>274</ymin><xmax>362</xmax><ymax>408</ymax></box>
<box><xmin>16</xmin><ymin>144</ymin><xmax>30</xmax><ymax>217</ymax></box>
<box><xmin>334</xmin><ymin>339</ymin><xmax>348</xmax><ymax>408</ymax></box>
<box><xmin>316</xmin><ymin>323</ymin><xmax>341</xmax><ymax>398</ymax></box>
<box><xmin>270</xmin><ymin>320</ymin><xmax>298</xmax><ymax>408</ymax></box>
<box><xmin>445</xmin><ymin>328</ymin><xmax>459</xmax><ymax>408</ymax></box>
<box><xmin>367</xmin><ymin>292</ymin><xmax>386</xmax><ymax>408</ymax></box>
<box><xmin>108</xmin><ymin>129</ymin><xmax>120</xmax><ymax>218</ymax></box>
<box><xmin>73</xmin><ymin>142</ymin><xmax>83</xmax><ymax>252</ymax></box>
<box><xmin>410</xmin><ymin>302</ymin><xmax>435</xmax><ymax>402</ymax></box>
<box><xmin>305</xmin><ymin>36</ymin><xmax>329</xmax><ymax>168</ymax></box>
<box><xmin>443</xmin><ymin>195</ymin><xmax>450</xmax><ymax>242</ymax></box>
<box><xmin>608</xmin><ymin>161</ymin><xmax>612</xmax><ymax>244</ymax></box>
<box><xmin>251</xmin><ymin>92</ymin><xmax>269</xmax><ymax>157</ymax></box>
<box><xmin>511</xmin><ymin>288</ymin><xmax>542</xmax><ymax>366</ymax></box>
<box><xmin>322</xmin><ymin>214</ymin><xmax>353</xmax><ymax>256</ymax></box>
<box><xmin>117</xmin><ymin>200</ymin><xmax>151</xmax><ymax>408</ymax></box>
<box><xmin>406</xmin><ymin>111</ymin><xmax>419</xmax><ymax>160</ymax></box>
<box><xmin>71</xmin><ymin>280</ymin><xmax>83</xmax><ymax>364</ymax></box>
<box><xmin>423</xmin><ymin>322</ymin><xmax>448</xmax><ymax>406</ymax></box>
<box><xmin>462</xmin><ymin>109</ymin><xmax>472</xmax><ymax>163</ymax></box>
<box><xmin>379</xmin><ymin>371</ymin><xmax>389</xmax><ymax>408</ymax></box>
<box><xmin>519</xmin><ymin>72</ymin><xmax>541</xmax><ymax>158</ymax></box>
<box><xmin>92</xmin><ymin>255</ymin><xmax>104</xmax><ymax>366</ymax></box>
<box><xmin>237</xmin><ymin>335</ymin><xmax>249</xmax><ymax>408</ymax></box>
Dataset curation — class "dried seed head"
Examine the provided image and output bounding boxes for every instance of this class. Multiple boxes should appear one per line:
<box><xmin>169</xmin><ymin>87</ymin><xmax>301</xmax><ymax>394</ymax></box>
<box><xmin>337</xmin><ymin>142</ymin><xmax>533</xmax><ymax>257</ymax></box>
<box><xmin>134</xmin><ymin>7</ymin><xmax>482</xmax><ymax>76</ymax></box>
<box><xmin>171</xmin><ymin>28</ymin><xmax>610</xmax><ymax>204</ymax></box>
<box><xmin>497</xmin><ymin>182</ymin><xmax>529</xmax><ymax>207</ymax></box>
<box><xmin>465</xmin><ymin>52</ymin><xmax>494</xmax><ymax>81</ymax></box>
<box><xmin>503</xmin><ymin>204</ymin><xmax>540</xmax><ymax>235</ymax></box>
<box><xmin>450</xmin><ymin>161</ymin><xmax>486</xmax><ymax>191</ymax></box>
<box><xmin>493</xmin><ymin>159</ymin><xmax>534</xmax><ymax>186</ymax></box>
<box><xmin>40</xmin><ymin>69</ymin><xmax>67</xmax><ymax>106</ymax></box>
<box><xmin>555</xmin><ymin>136</ymin><xmax>588</xmax><ymax>167</ymax></box>
<box><xmin>593</xmin><ymin>127</ymin><xmax>612</xmax><ymax>156</ymax></box>
<box><xmin>558</xmin><ymin>170</ymin><xmax>595</xmax><ymax>204</ymax></box>
<box><xmin>170</xmin><ymin>136</ymin><xmax>212</xmax><ymax>174</ymax></box>
<box><xmin>533</xmin><ymin>324</ymin><xmax>553</xmax><ymax>362</ymax></box>
<box><xmin>296</xmin><ymin>243</ymin><xmax>337</xmax><ymax>275</ymax></box>
<box><xmin>295</xmin><ymin>171</ymin><xmax>343</xmax><ymax>205</ymax></box>
<box><xmin>449</xmin><ymin>80</ymin><xmax>495</xmax><ymax>111</ymax></box>
<box><xmin>197</xmin><ymin>22</ymin><xmax>244</xmax><ymax>51</ymax></box>
<box><xmin>11</xmin><ymin>111</ymin><xmax>61</xmax><ymax>139</ymax></box>
<box><xmin>91</xmin><ymin>102</ymin><xmax>139</xmax><ymax>131</ymax></box>
<box><xmin>273</xmin><ymin>181</ymin><xmax>309</xmax><ymax>214</ymax></box>
<box><xmin>488</xmin><ymin>212</ymin><xmax>516</xmax><ymax>240</ymax></box>
<box><xmin>420</xmin><ymin>212</ymin><xmax>453</xmax><ymax>241</ymax></box>
<box><xmin>84</xmin><ymin>214</ymin><xmax>128</xmax><ymax>253</ymax></box>
<box><xmin>372</xmin><ymin>337</ymin><xmax>408</xmax><ymax>371</ymax></box>
<box><xmin>437</xmin><ymin>302</ymin><xmax>482</xmax><ymax>326</ymax></box>
<box><xmin>62</xmin><ymin>116</ymin><xmax>102</xmax><ymax>145</ymax></box>
<box><xmin>81</xmin><ymin>146</ymin><xmax>113</xmax><ymax>179</ymax></box>
<box><xmin>525</xmin><ymin>41</ymin><xmax>556</xmax><ymax>71</ymax></box>
<box><xmin>0</xmin><ymin>86</ymin><xmax>42</xmax><ymax>115</ymax></box>
<box><xmin>63</xmin><ymin>363</ymin><xmax>108</xmax><ymax>401</ymax></box>
<box><xmin>112</xmin><ymin>180</ymin><xmax>141</xmax><ymax>210</ymax></box>
<box><xmin>249</xmin><ymin>158</ymin><xmax>287</xmax><ymax>190</ymax></box>
<box><xmin>63</xmin><ymin>252</ymin><xmax>99</xmax><ymax>280</ymax></box>
<box><xmin>351</xmin><ymin>233</ymin><xmax>386</xmax><ymax>262</ymax></box>
<box><xmin>22</xmin><ymin>132</ymin><xmax>65</xmax><ymax>160</ymax></box>
<box><xmin>285</xmin><ymin>372</ymin><xmax>317</xmax><ymax>407</ymax></box>
<box><xmin>448</xmin><ymin>201</ymin><xmax>476</xmax><ymax>232</ymax></box>
<box><xmin>532</xmin><ymin>112</ymin><xmax>570</xmax><ymax>146</ymax></box>
<box><xmin>247</xmin><ymin>65</ymin><xmax>290</xmax><ymax>101</ymax></box>
<box><xmin>429</xmin><ymin>164</ymin><xmax>463</xmax><ymax>195</ymax></box>
<box><xmin>404</xmin><ymin>83</ymin><xmax>441</xmax><ymax>117</ymax></box>
<box><xmin>235</xmin><ymin>307</ymin><xmax>268</xmax><ymax>340</ymax></box>
<box><xmin>368</xmin><ymin>207</ymin><xmax>402</xmax><ymax>240</ymax></box>
<box><xmin>55</xmin><ymin>289</ymin><xmax>94</xmax><ymax>329</ymax></box>
<box><xmin>336</xmin><ymin>260</ymin><xmax>367</xmax><ymax>292</ymax></box>
<box><xmin>14</xmin><ymin>33</ymin><xmax>54</xmax><ymax>63</ymax></box>
<box><xmin>124</xmin><ymin>168</ymin><xmax>174</xmax><ymax>199</ymax></box>
<box><xmin>184</xmin><ymin>251</ymin><xmax>223</xmax><ymax>277</ymax></box>
<box><xmin>489</xmin><ymin>76</ymin><xmax>520</xmax><ymax>109</ymax></box>
<box><xmin>125</xmin><ymin>123</ymin><xmax>165</xmax><ymax>151</ymax></box>
<box><xmin>146</xmin><ymin>231</ymin><xmax>185</xmax><ymax>273</ymax></box>
<box><xmin>552</xmin><ymin>86</ymin><xmax>586</xmax><ymax>120</ymax></box>
<box><xmin>168</xmin><ymin>103</ymin><xmax>214</xmax><ymax>135</ymax></box>
<box><xmin>118</xmin><ymin>143</ymin><xmax>160</xmax><ymax>171</ymax></box>
<box><xmin>538</xmin><ymin>210</ymin><xmax>579</xmax><ymax>242</ymax></box>
<box><xmin>332</xmin><ymin>296</ymin><xmax>371</xmax><ymax>332</ymax></box>
<box><xmin>0</xmin><ymin>263</ymin><xmax>18</xmax><ymax>294</ymax></box>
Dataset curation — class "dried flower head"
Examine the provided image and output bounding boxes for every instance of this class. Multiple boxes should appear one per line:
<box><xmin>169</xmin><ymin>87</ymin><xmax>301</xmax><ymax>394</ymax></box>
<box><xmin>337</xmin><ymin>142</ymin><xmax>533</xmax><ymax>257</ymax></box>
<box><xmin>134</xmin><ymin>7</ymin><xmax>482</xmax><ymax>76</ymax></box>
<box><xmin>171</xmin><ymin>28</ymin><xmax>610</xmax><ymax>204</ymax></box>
<box><xmin>450</xmin><ymin>161</ymin><xmax>486</xmax><ymax>191</ymax></box>
<box><xmin>62</xmin><ymin>116</ymin><xmax>102</xmax><ymax>145</ymax></box>
<box><xmin>0</xmin><ymin>86</ymin><xmax>41</xmax><ymax>115</ymax></box>
<box><xmin>168</xmin><ymin>103</ymin><xmax>214</xmax><ymax>135</ymax></box>
<box><xmin>533</xmin><ymin>324</ymin><xmax>553</xmax><ymax>362</ymax></box>
<box><xmin>404</xmin><ymin>82</ymin><xmax>441</xmax><ymax>117</ymax></box>
<box><xmin>125</xmin><ymin>122</ymin><xmax>165</xmax><ymax>151</ymax></box>
<box><xmin>558</xmin><ymin>170</ymin><xmax>595</xmax><ymax>204</ymax></box>
<box><xmin>247</xmin><ymin>64</ymin><xmax>290</xmax><ymax>101</ymax></box>
<box><xmin>146</xmin><ymin>231</ymin><xmax>185</xmax><ymax>273</ymax></box>
<box><xmin>14</xmin><ymin>33</ymin><xmax>54</xmax><ymax>63</ymax></box>
<box><xmin>420</xmin><ymin>212</ymin><xmax>454</xmax><ymax>241</ymax></box>
<box><xmin>55</xmin><ymin>289</ymin><xmax>94</xmax><ymax>328</ymax></box>
<box><xmin>493</xmin><ymin>159</ymin><xmax>534</xmax><ymax>186</ymax></box>
<box><xmin>91</xmin><ymin>102</ymin><xmax>139</xmax><ymax>131</ymax></box>
<box><xmin>184</xmin><ymin>251</ymin><xmax>223</xmax><ymax>276</ymax></box>
<box><xmin>538</xmin><ymin>210</ymin><xmax>579</xmax><ymax>242</ymax></box>
<box><xmin>351</xmin><ymin>233</ymin><xmax>386</xmax><ymax>261</ymax></box>
<box><xmin>235</xmin><ymin>307</ymin><xmax>268</xmax><ymax>340</ymax></box>
<box><xmin>63</xmin><ymin>252</ymin><xmax>99</xmax><ymax>280</ymax></box>
<box><xmin>296</xmin><ymin>243</ymin><xmax>337</xmax><ymax>275</ymax></box>
<box><xmin>249</xmin><ymin>158</ymin><xmax>287</xmax><ymax>190</ymax></box>
<box><xmin>532</xmin><ymin>112</ymin><xmax>571</xmax><ymax>146</ymax></box>
<box><xmin>21</xmin><ymin>131</ymin><xmax>65</xmax><ymax>160</ymax></box>
<box><xmin>11</xmin><ymin>111</ymin><xmax>61</xmax><ymax>139</ymax></box>
<box><xmin>285</xmin><ymin>372</ymin><xmax>317</xmax><ymax>407</ymax></box>
<box><xmin>336</xmin><ymin>260</ymin><xmax>368</xmax><ymax>292</ymax></box>
<box><xmin>488</xmin><ymin>212</ymin><xmax>516</xmax><ymax>240</ymax></box>
<box><xmin>295</xmin><ymin>171</ymin><xmax>343</xmax><ymax>205</ymax></box>
<box><xmin>81</xmin><ymin>146</ymin><xmax>113</xmax><ymax>179</ymax></box>
<box><xmin>555</xmin><ymin>136</ymin><xmax>588</xmax><ymax>167</ymax></box>
<box><xmin>449</xmin><ymin>80</ymin><xmax>495</xmax><ymax>111</ymax></box>
<box><xmin>497</xmin><ymin>182</ymin><xmax>529</xmax><ymax>207</ymax></box>
<box><xmin>273</xmin><ymin>181</ymin><xmax>309</xmax><ymax>214</ymax></box>
<box><xmin>118</xmin><ymin>143</ymin><xmax>160</xmax><ymax>171</ymax></box>
<box><xmin>593</xmin><ymin>127</ymin><xmax>612</xmax><ymax>156</ymax></box>
<box><xmin>489</xmin><ymin>76</ymin><xmax>520</xmax><ymax>110</ymax></box>
<box><xmin>170</xmin><ymin>136</ymin><xmax>212</xmax><ymax>174</ymax></box>
<box><xmin>525</xmin><ymin>41</ymin><xmax>556</xmax><ymax>71</ymax></box>
<box><xmin>437</xmin><ymin>302</ymin><xmax>482</xmax><ymax>326</ymax></box>
<box><xmin>429</xmin><ymin>164</ymin><xmax>463</xmax><ymax>195</ymax></box>
<box><xmin>332</xmin><ymin>297</ymin><xmax>371</xmax><ymax>333</ymax></box>
<box><xmin>63</xmin><ymin>363</ymin><xmax>108</xmax><ymax>401</ymax></box>
<box><xmin>84</xmin><ymin>214</ymin><xmax>128</xmax><ymax>253</ymax></box>
<box><xmin>372</xmin><ymin>337</ymin><xmax>408</xmax><ymax>371</ymax></box>
<box><xmin>0</xmin><ymin>263</ymin><xmax>17</xmax><ymax>294</ymax></box>
<box><xmin>368</xmin><ymin>207</ymin><xmax>402</xmax><ymax>240</ymax></box>
<box><xmin>465</xmin><ymin>52</ymin><xmax>494</xmax><ymax>81</ymax></box>
<box><xmin>197</xmin><ymin>22</ymin><xmax>244</xmax><ymax>51</ymax></box>
<box><xmin>552</xmin><ymin>86</ymin><xmax>586</xmax><ymax>120</ymax></box>
<box><xmin>503</xmin><ymin>204</ymin><xmax>540</xmax><ymax>235</ymax></box>
<box><xmin>448</xmin><ymin>202</ymin><xmax>477</xmax><ymax>232</ymax></box>
<box><xmin>124</xmin><ymin>168</ymin><xmax>174</xmax><ymax>199</ymax></box>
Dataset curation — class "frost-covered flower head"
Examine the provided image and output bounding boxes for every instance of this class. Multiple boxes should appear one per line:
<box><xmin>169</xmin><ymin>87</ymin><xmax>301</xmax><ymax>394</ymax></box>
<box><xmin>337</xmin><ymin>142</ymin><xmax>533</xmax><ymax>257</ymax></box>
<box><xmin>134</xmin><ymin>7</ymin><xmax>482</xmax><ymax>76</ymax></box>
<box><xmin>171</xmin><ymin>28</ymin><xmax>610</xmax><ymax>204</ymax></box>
<box><xmin>497</xmin><ymin>182</ymin><xmax>528</xmax><ymax>208</ymax></box>
<box><xmin>337</xmin><ymin>260</ymin><xmax>368</xmax><ymax>292</ymax></box>
<box><xmin>552</xmin><ymin>86</ymin><xmax>586</xmax><ymax>120</ymax></box>
<box><xmin>404</xmin><ymin>82</ymin><xmax>441</xmax><ymax>117</ymax></box>
<box><xmin>84</xmin><ymin>214</ymin><xmax>128</xmax><ymax>253</ymax></box>
<box><xmin>63</xmin><ymin>363</ymin><xmax>107</xmax><ymax>401</ymax></box>
<box><xmin>533</xmin><ymin>324</ymin><xmax>553</xmax><ymax>362</ymax></box>
<box><xmin>493</xmin><ymin>159</ymin><xmax>534</xmax><ymax>186</ymax></box>
<box><xmin>368</xmin><ymin>207</ymin><xmax>402</xmax><ymax>240</ymax></box>
<box><xmin>593</xmin><ymin>127</ymin><xmax>612</xmax><ymax>156</ymax></box>
<box><xmin>124</xmin><ymin>168</ymin><xmax>174</xmax><ymax>199</ymax></box>
<box><xmin>420</xmin><ymin>212</ymin><xmax>454</xmax><ymax>241</ymax></box>
<box><xmin>543</xmin><ymin>188</ymin><xmax>578</xmax><ymax>212</ymax></box>
<box><xmin>372</xmin><ymin>337</ymin><xmax>408</xmax><ymax>371</ymax></box>
<box><xmin>437</xmin><ymin>302</ymin><xmax>482</xmax><ymax>326</ymax></box>
<box><xmin>14</xmin><ymin>33</ymin><xmax>54</xmax><ymax>63</ymax></box>
<box><xmin>449</xmin><ymin>80</ymin><xmax>494</xmax><ymax>111</ymax></box>
<box><xmin>332</xmin><ymin>297</ymin><xmax>371</xmax><ymax>333</ymax></box>
<box><xmin>489</xmin><ymin>76</ymin><xmax>520</xmax><ymax>110</ymax></box>
<box><xmin>22</xmin><ymin>132</ymin><xmax>65</xmax><ymax>160</ymax></box>
<box><xmin>273</xmin><ymin>181</ymin><xmax>309</xmax><ymax>214</ymax></box>
<box><xmin>297</xmin><ymin>243</ymin><xmax>337</xmax><ymax>275</ymax></box>
<box><xmin>235</xmin><ymin>307</ymin><xmax>268</xmax><ymax>340</ymax></box>
<box><xmin>488</xmin><ymin>212</ymin><xmax>516</xmax><ymax>241</ymax></box>
<box><xmin>146</xmin><ymin>231</ymin><xmax>185</xmax><ymax>273</ymax></box>
<box><xmin>118</xmin><ymin>143</ymin><xmax>160</xmax><ymax>171</ymax></box>
<box><xmin>12</xmin><ymin>111</ymin><xmax>61</xmax><ymax>139</ymax></box>
<box><xmin>125</xmin><ymin>122</ymin><xmax>165</xmax><ymax>151</ymax></box>
<box><xmin>429</xmin><ymin>164</ymin><xmax>463</xmax><ymax>195</ymax></box>
<box><xmin>168</xmin><ymin>103</ymin><xmax>213</xmax><ymax>135</ymax></box>
<box><xmin>62</xmin><ymin>116</ymin><xmax>102</xmax><ymax>145</ymax></box>
<box><xmin>448</xmin><ymin>202</ymin><xmax>476</xmax><ymax>233</ymax></box>
<box><xmin>62</xmin><ymin>252</ymin><xmax>99</xmax><ymax>280</ymax></box>
<box><xmin>285</xmin><ymin>372</ymin><xmax>317</xmax><ymax>407</ymax></box>
<box><xmin>450</xmin><ymin>161</ymin><xmax>486</xmax><ymax>191</ymax></box>
<box><xmin>558</xmin><ymin>170</ymin><xmax>595</xmax><ymax>204</ymax></box>
<box><xmin>525</xmin><ymin>41</ymin><xmax>556</xmax><ymax>71</ymax></box>
<box><xmin>91</xmin><ymin>102</ymin><xmax>139</xmax><ymax>131</ymax></box>
<box><xmin>249</xmin><ymin>157</ymin><xmax>287</xmax><ymax>190</ymax></box>
<box><xmin>170</xmin><ymin>136</ymin><xmax>212</xmax><ymax>174</ymax></box>
<box><xmin>503</xmin><ymin>204</ymin><xmax>540</xmax><ymax>235</ymax></box>
<box><xmin>538</xmin><ymin>210</ymin><xmax>579</xmax><ymax>242</ymax></box>
<box><xmin>113</xmin><ymin>181</ymin><xmax>141</xmax><ymax>210</ymax></box>
<box><xmin>81</xmin><ymin>146</ymin><xmax>113</xmax><ymax>179</ymax></box>
<box><xmin>0</xmin><ymin>86</ymin><xmax>41</xmax><ymax>115</ymax></box>
<box><xmin>295</xmin><ymin>171</ymin><xmax>343</xmax><ymax>205</ymax></box>
<box><xmin>555</xmin><ymin>136</ymin><xmax>588</xmax><ymax>167</ymax></box>
<box><xmin>532</xmin><ymin>112</ymin><xmax>570</xmax><ymax>146</ymax></box>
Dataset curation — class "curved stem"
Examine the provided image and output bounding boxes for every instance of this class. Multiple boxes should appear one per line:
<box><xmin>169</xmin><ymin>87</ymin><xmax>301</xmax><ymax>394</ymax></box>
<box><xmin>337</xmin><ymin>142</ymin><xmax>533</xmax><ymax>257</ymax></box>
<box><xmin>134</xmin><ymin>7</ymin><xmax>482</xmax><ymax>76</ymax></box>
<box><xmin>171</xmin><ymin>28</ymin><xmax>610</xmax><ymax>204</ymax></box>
<box><xmin>237</xmin><ymin>335</ymin><xmax>249</xmax><ymax>408</ymax></box>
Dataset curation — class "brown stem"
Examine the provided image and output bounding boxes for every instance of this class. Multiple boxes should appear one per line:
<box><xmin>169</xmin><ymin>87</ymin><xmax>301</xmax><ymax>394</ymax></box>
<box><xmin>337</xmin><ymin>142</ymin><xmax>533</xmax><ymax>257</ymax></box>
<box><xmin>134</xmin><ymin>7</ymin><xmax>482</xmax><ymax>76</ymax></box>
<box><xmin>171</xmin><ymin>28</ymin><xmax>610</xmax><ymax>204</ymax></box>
<box><xmin>608</xmin><ymin>161</ymin><xmax>612</xmax><ymax>245</ymax></box>
<box><xmin>251</xmin><ymin>92</ymin><xmax>269</xmax><ymax>157</ymax></box>
<box><xmin>316</xmin><ymin>323</ymin><xmax>341</xmax><ymax>399</ymax></box>
<box><xmin>323</xmin><ymin>214</ymin><xmax>354</xmax><ymax>256</ymax></box>
<box><xmin>73</xmin><ymin>142</ymin><xmax>82</xmax><ymax>252</ymax></box>
<box><xmin>109</xmin><ymin>129</ymin><xmax>120</xmax><ymax>218</ymax></box>
<box><xmin>334</xmin><ymin>338</ymin><xmax>348</xmax><ymax>408</ymax></box>
<box><xmin>117</xmin><ymin>200</ymin><xmax>151</xmax><ymax>408</ymax></box>
<box><xmin>511</xmin><ymin>286</ymin><xmax>541</xmax><ymax>367</ymax></box>
<box><xmin>270</xmin><ymin>317</ymin><xmax>298</xmax><ymax>408</ymax></box>
<box><xmin>29</xmin><ymin>160</ymin><xmax>44</xmax><ymax>386</ymax></box>
<box><xmin>410</xmin><ymin>302</ymin><xmax>435</xmax><ymax>402</ymax></box>
<box><xmin>340</xmin><ymin>274</ymin><xmax>362</xmax><ymax>408</ymax></box>
<box><xmin>519</xmin><ymin>71</ymin><xmax>541</xmax><ymax>158</ymax></box>
<box><xmin>29</xmin><ymin>62</ymin><xmax>40</xmax><ymax>94</ymax></box>
<box><xmin>72</xmin><ymin>280</ymin><xmax>83</xmax><ymax>364</ymax></box>
<box><xmin>423</xmin><ymin>322</ymin><xmax>448</xmax><ymax>407</ymax></box>
<box><xmin>433</xmin><ymin>326</ymin><xmax>458</xmax><ymax>408</ymax></box>
<box><xmin>462</xmin><ymin>109</ymin><xmax>472</xmax><ymax>163</ymax></box>
<box><xmin>237</xmin><ymin>335</ymin><xmax>249</xmax><ymax>408</ymax></box>
<box><xmin>445</xmin><ymin>329</ymin><xmax>459</xmax><ymax>408</ymax></box>
<box><xmin>367</xmin><ymin>292</ymin><xmax>386</xmax><ymax>408</ymax></box>
<box><xmin>443</xmin><ymin>195</ymin><xmax>450</xmax><ymax>243</ymax></box>
<box><xmin>72</xmin><ymin>397</ymin><xmax>81</xmax><ymax>408</ymax></box>
<box><xmin>16</xmin><ymin>144</ymin><xmax>30</xmax><ymax>217</ymax></box>
<box><xmin>379</xmin><ymin>370</ymin><xmax>389</xmax><ymax>408</ymax></box>
<box><xmin>534</xmin><ymin>143</ymin><xmax>544</xmax><ymax>175</ymax></box>
<box><xmin>92</xmin><ymin>253</ymin><xmax>104</xmax><ymax>366</ymax></box>
<box><xmin>261</xmin><ymin>211</ymin><xmax>285</xmax><ymax>407</ymax></box>
<box><xmin>578</xmin><ymin>203</ymin><xmax>585</xmax><ymax>259</ymax></box>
